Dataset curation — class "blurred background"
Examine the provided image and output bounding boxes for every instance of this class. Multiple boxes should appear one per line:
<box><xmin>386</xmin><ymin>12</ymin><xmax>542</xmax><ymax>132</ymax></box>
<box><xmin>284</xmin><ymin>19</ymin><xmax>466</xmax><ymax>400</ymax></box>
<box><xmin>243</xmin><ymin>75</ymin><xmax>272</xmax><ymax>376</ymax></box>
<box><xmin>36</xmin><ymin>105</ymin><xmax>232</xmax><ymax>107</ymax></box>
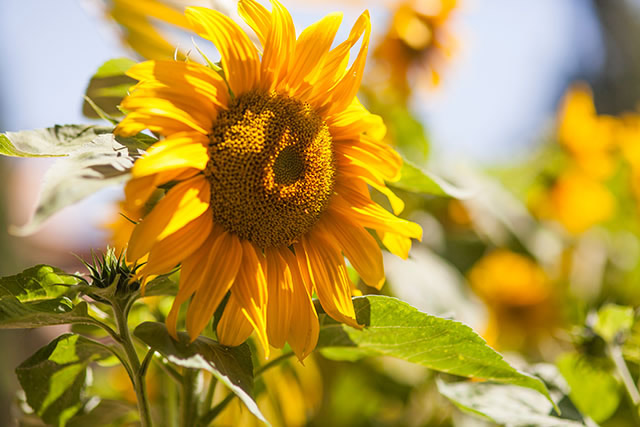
<box><xmin>2</xmin><ymin>0</ymin><xmax>640</xmax><ymax>425</ymax></box>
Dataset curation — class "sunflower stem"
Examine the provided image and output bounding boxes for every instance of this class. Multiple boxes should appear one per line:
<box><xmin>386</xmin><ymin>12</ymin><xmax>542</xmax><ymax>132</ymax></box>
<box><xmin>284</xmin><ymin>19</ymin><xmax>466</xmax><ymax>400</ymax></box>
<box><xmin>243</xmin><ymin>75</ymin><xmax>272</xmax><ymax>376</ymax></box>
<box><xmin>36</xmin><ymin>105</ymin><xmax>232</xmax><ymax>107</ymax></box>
<box><xmin>180</xmin><ymin>369</ymin><xmax>199</xmax><ymax>427</ymax></box>
<box><xmin>114</xmin><ymin>300</ymin><xmax>154</xmax><ymax>427</ymax></box>
<box><xmin>254</xmin><ymin>351</ymin><xmax>295</xmax><ymax>377</ymax></box>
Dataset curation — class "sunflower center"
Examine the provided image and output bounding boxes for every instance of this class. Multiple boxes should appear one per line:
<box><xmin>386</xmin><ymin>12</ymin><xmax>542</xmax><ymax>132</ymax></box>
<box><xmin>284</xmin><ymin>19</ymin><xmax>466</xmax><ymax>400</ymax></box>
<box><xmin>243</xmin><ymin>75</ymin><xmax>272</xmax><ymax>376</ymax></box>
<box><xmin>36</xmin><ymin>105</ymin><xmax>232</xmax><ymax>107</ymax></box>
<box><xmin>205</xmin><ymin>90</ymin><xmax>335</xmax><ymax>249</ymax></box>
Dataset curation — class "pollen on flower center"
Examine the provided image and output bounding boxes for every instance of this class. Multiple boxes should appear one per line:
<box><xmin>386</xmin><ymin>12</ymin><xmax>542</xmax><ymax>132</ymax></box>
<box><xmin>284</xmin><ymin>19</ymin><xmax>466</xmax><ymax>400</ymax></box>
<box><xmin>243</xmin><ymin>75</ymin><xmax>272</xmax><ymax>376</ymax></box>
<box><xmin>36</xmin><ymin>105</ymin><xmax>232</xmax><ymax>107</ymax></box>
<box><xmin>205</xmin><ymin>90</ymin><xmax>335</xmax><ymax>249</ymax></box>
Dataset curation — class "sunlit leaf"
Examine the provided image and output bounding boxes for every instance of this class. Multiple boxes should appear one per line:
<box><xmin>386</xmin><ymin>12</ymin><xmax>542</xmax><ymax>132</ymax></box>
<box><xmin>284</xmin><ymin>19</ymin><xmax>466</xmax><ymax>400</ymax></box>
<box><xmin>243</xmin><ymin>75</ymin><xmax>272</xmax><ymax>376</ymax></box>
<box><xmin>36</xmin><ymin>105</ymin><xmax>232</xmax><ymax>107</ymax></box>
<box><xmin>318</xmin><ymin>296</ymin><xmax>554</xmax><ymax>405</ymax></box>
<box><xmin>82</xmin><ymin>58</ymin><xmax>137</xmax><ymax>119</ymax></box>
<box><xmin>0</xmin><ymin>296</ymin><xmax>94</xmax><ymax>329</ymax></box>
<box><xmin>437</xmin><ymin>380</ymin><xmax>584</xmax><ymax>427</ymax></box>
<box><xmin>392</xmin><ymin>159</ymin><xmax>471</xmax><ymax>198</ymax></box>
<box><xmin>0</xmin><ymin>265</ymin><xmax>80</xmax><ymax>302</ymax></box>
<box><xmin>16</xmin><ymin>334</ymin><xmax>113</xmax><ymax>426</ymax></box>
<box><xmin>557</xmin><ymin>352</ymin><xmax>620</xmax><ymax>423</ymax></box>
<box><xmin>133</xmin><ymin>321</ymin><xmax>267</xmax><ymax>425</ymax></box>
<box><xmin>0</xmin><ymin>125</ymin><xmax>112</xmax><ymax>157</ymax></box>
<box><xmin>8</xmin><ymin>129</ymin><xmax>153</xmax><ymax>235</ymax></box>
<box><xmin>66</xmin><ymin>399</ymin><xmax>137</xmax><ymax>427</ymax></box>
<box><xmin>594</xmin><ymin>304</ymin><xmax>634</xmax><ymax>343</ymax></box>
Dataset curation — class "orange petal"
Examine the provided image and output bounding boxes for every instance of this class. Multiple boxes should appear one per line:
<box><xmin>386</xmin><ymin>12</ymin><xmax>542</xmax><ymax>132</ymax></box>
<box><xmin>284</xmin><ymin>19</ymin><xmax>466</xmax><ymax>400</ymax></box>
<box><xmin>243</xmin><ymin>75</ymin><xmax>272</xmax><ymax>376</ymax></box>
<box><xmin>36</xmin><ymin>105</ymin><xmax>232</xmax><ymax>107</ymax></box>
<box><xmin>166</xmin><ymin>226</ymin><xmax>221</xmax><ymax>338</ymax></box>
<box><xmin>185</xmin><ymin>230</ymin><xmax>243</xmax><ymax>341</ymax></box>
<box><xmin>264</xmin><ymin>247</ymin><xmax>294</xmax><ymax>349</ymax></box>
<box><xmin>227</xmin><ymin>241</ymin><xmax>270</xmax><ymax>356</ymax></box>
<box><xmin>319</xmin><ymin>212</ymin><xmax>385</xmax><ymax>290</ymax></box>
<box><xmin>279</xmin><ymin>247</ymin><xmax>319</xmax><ymax>361</ymax></box>
<box><xmin>259</xmin><ymin>0</ymin><xmax>295</xmax><ymax>90</ymax></box>
<box><xmin>295</xmin><ymin>232</ymin><xmax>359</xmax><ymax>328</ymax></box>
<box><xmin>216</xmin><ymin>293</ymin><xmax>255</xmax><ymax>347</ymax></box>
<box><xmin>137</xmin><ymin>209</ymin><xmax>213</xmax><ymax>277</ymax></box>
<box><xmin>127</xmin><ymin>175</ymin><xmax>210</xmax><ymax>262</ymax></box>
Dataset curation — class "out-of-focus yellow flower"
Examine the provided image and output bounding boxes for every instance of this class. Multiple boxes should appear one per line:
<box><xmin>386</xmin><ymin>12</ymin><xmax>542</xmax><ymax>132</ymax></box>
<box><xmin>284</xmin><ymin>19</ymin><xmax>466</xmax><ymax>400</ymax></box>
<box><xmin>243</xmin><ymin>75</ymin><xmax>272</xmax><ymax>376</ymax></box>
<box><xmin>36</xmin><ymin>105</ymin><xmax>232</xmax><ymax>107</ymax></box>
<box><xmin>468</xmin><ymin>250</ymin><xmax>558</xmax><ymax>351</ymax></box>
<box><xmin>469</xmin><ymin>249</ymin><xmax>550</xmax><ymax>307</ymax></box>
<box><xmin>547</xmin><ymin>170</ymin><xmax>615</xmax><ymax>235</ymax></box>
<box><xmin>107</xmin><ymin>0</ymin><xmax>193</xmax><ymax>59</ymax></box>
<box><xmin>557</xmin><ymin>83</ymin><xmax>618</xmax><ymax>179</ymax></box>
<box><xmin>215</xmin><ymin>349</ymin><xmax>323</xmax><ymax>426</ymax></box>
<box><xmin>372</xmin><ymin>0</ymin><xmax>457</xmax><ymax>98</ymax></box>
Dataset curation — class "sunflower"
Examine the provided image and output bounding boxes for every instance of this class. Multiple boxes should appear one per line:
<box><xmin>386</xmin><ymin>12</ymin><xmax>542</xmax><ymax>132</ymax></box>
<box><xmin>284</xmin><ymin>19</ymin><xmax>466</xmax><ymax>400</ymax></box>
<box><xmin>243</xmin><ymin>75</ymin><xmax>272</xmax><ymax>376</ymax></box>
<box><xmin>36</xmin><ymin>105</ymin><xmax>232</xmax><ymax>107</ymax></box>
<box><xmin>372</xmin><ymin>0</ymin><xmax>457</xmax><ymax>98</ymax></box>
<box><xmin>115</xmin><ymin>0</ymin><xmax>422</xmax><ymax>360</ymax></box>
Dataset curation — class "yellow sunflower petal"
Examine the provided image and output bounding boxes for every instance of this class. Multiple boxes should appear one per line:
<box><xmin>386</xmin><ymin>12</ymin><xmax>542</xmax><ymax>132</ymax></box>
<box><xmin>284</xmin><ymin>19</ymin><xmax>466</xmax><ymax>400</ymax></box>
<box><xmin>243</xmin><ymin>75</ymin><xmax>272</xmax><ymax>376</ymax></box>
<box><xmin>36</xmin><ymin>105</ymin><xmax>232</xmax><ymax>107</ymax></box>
<box><xmin>284</xmin><ymin>12</ymin><xmax>343</xmax><ymax>94</ymax></box>
<box><xmin>335</xmin><ymin>135</ymin><xmax>402</xmax><ymax>182</ymax></box>
<box><xmin>279</xmin><ymin>247</ymin><xmax>319</xmax><ymax>361</ymax></box>
<box><xmin>126</xmin><ymin>60</ymin><xmax>229</xmax><ymax>108</ymax></box>
<box><xmin>238</xmin><ymin>0</ymin><xmax>271</xmax><ymax>46</ymax></box>
<box><xmin>216</xmin><ymin>293</ymin><xmax>255</xmax><ymax>346</ymax></box>
<box><xmin>319</xmin><ymin>212</ymin><xmax>385</xmax><ymax>290</ymax></box>
<box><xmin>378</xmin><ymin>231</ymin><xmax>412</xmax><ymax>259</ymax></box>
<box><xmin>338</xmin><ymin>161</ymin><xmax>405</xmax><ymax>215</ymax></box>
<box><xmin>227</xmin><ymin>241</ymin><xmax>270</xmax><ymax>356</ymax></box>
<box><xmin>119</xmin><ymin>96</ymin><xmax>212</xmax><ymax>135</ymax></box>
<box><xmin>331</xmin><ymin>185</ymin><xmax>422</xmax><ymax>241</ymax></box>
<box><xmin>137</xmin><ymin>209</ymin><xmax>213</xmax><ymax>277</ymax></box>
<box><xmin>264</xmin><ymin>247</ymin><xmax>294</xmax><ymax>349</ymax></box>
<box><xmin>328</xmin><ymin>98</ymin><xmax>387</xmax><ymax>141</ymax></box>
<box><xmin>258</xmin><ymin>0</ymin><xmax>295</xmax><ymax>90</ymax></box>
<box><xmin>166</xmin><ymin>227</ymin><xmax>221</xmax><ymax>338</ymax></box>
<box><xmin>185</xmin><ymin>230</ymin><xmax>243</xmax><ymax>341</ymax></box>
<box><xmin>186</xmin><ymin>6</ymin><xmax>261</xmax><ymax>95</ymax></box>
<box><xmin>124</xmin><ymin>167</ymin><xmax>199</xmax><ymax>213</ymax></box>
<box><xmin>314</xmin><ymin>11</ymin><xmax>370</xmax><ymax>115</ymax></box>
<box><xmin>133</xmin><ymin>133</ymin><xmax>209</xmax><ymax>177</ymax></box>
<box><xmin>295</xmin><ymin>232</ymin><xmax>360</xmax><ymax>329</ymax></box>
<box><xmin>308</xmin><ymin>12</ymin><xmax>370</xmax><ymax>104</ymax></box>
<box><xmin>127</xmin><ymin>175</ymin><xmax>210</xmax><ymax>262</ymax></box>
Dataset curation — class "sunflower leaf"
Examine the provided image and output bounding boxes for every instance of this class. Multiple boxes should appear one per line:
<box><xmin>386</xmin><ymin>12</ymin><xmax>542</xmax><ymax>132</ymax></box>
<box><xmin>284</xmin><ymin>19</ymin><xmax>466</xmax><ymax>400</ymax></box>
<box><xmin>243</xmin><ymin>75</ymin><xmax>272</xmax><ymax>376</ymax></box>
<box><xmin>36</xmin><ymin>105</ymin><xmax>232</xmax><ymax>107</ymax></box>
<box><xmin>392</xmin><ymin>159</ymin><xmax>471</xmax><ymax>198</ymax></box>
<box><xmin>437</xmin><ymin>379</ymin><xmax>585</xmax><ymax>426</ymax></box>
<box><xmin>133</xmin><ymin>321</ymin><xmax>267</xmax><ymax>425</ymax></box>
<box><xmin>82</xmin><ymin>58</ymin><xmax>137</xmax><ymax>119</ymax></box>
<box><xmin>318</xmin><ymin>295</ymin><xmax>556</xmax><ymax>408</ymax></box>
<box><xmin>16</xmin><ymin>334</ymin><xmax>113</xmax><ymax>426</ymax></box>
<box><xmin>0</xmin><ymin>295</ymin><xmax>95</xmax><ymax>329</ymax></box>
<box><xmin>594</xmin><ymin>304</ymin><xmax>634</xmax><ymax>343</ymax></box>
<box><xmin>557</xmin><ymin>352</ymin><xmax>621</xmax><ymax>423</ymax></box>
<box><xmin>0</xmin><ymin>125</ymin><xmax>112</xmax><ymax>157</ymax></box>
<box><xmin>0</xmin><ymin>264</ymin><xmax>81</xmax><ymax>302</ymax></box>
<box><xmin>7</xmin><ymin>128</ymin><xmax>154</xmax><ymax>236</ymax></box>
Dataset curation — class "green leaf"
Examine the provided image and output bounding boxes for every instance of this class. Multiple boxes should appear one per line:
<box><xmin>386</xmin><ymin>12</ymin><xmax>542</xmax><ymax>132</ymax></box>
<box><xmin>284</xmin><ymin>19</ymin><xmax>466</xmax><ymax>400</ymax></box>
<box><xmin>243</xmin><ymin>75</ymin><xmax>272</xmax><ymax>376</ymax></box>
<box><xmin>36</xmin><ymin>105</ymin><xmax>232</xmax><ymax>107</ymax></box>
<box><xmin>0</xmin><ymin>297</ymin><xmax>95</xmax><ymax>329</ymax></box>
<box><xmin>138</xmin><ymin>271</ymin><xmax>179</xmax><ymax>298</ymax></box>
<box><xmin>16</xmin><ymin>334</ymin><xmax>113</xmax><ymax>426</ymax></box>
<box><xmin>0</xmin><ymin>125</ymin><xmax>112</xmax><ymax>157</ymax></box>
<box><xmin>594</xmin><ymin>304</ymin><xmax>634</xmax><ymax>343</ymax></box>
<box><xmin>9</xmin><ymin>129</ymin><xmax>153</xmax><ymax>235</ymax></box>
<box><xmin>66</xmin><ymin>399</ymin><xmax>137</xmax><ymax>427</ymax></box>
<box><xmin>557</xmin><ymin>352</ymin><xmax>620</xmax><ymax>423</ymax></box>
<box><xmin>0</xmin><ymin>265</ymin><xmax>81</xmax><ymax>302</ymax></box>
<box><xmin>133</xmin><ymin>321</ymin><xmax>267</xmax><ymax>425</ymax></box>
<box><xmin>82</xmin><ymin>58</ymin><xmax>137</xmax><ymax>119</ymax></box>
<box><xmin>318</xmin><ymin>296</ymin><xmax>554</xmax><ymax>406</ymax></box>
<box><xmin>392</xmin><ymin>159</ymin><xmax>470</xmax><ymax>198</ymax></box>
<box><xmin>437</xmin><ymin>380</ymin><xmax>584</xmax><ymax>426</ymax></box>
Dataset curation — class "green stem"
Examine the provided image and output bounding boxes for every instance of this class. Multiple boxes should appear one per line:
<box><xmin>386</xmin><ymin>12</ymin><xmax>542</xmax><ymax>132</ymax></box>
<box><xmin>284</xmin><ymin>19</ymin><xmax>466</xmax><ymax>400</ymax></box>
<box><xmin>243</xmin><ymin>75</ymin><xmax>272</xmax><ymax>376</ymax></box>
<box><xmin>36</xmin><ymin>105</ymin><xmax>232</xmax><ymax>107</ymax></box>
<box><xmin>198</xmin><ymin>393</ymin><xmax>235</xmax><ymax>427</ymax></box>
<box><xmin>200</xmin><ymin>375</ymin><xmax>217</xmax><ymax>415</ymax></box>
<box><xmin>254</xmin><ymin>351</ymin><xmax>295</xmax><ymax>377</ymax></box>
<box><xmin>609</xmin><ymin>343</ymin><xmax>640</xmax><ymax>417</ymax></box>
<box><xmin>114</xmin><ymin>302</ymin><xmax>154</xmax><ymax>427</ymax></box>
<box><xmin>180</xmin><ymin>369</ymin><xmax>199</xmax><ymax>427</ymax></box>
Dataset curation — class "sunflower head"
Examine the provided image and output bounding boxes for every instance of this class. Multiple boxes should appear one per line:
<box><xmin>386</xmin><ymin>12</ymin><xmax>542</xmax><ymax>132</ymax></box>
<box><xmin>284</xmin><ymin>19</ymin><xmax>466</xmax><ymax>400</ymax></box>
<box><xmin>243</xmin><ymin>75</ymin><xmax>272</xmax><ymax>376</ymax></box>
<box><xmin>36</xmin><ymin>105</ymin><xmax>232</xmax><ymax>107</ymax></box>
<box><xmin>114</xmin><ymin>0</ymin><xmax>422</xmax><ymax>360</ymax></box>
<box><xmin>206</xmin><ymin>89</ymin><xmax>335</xmax><ymax>249</ymax></box>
